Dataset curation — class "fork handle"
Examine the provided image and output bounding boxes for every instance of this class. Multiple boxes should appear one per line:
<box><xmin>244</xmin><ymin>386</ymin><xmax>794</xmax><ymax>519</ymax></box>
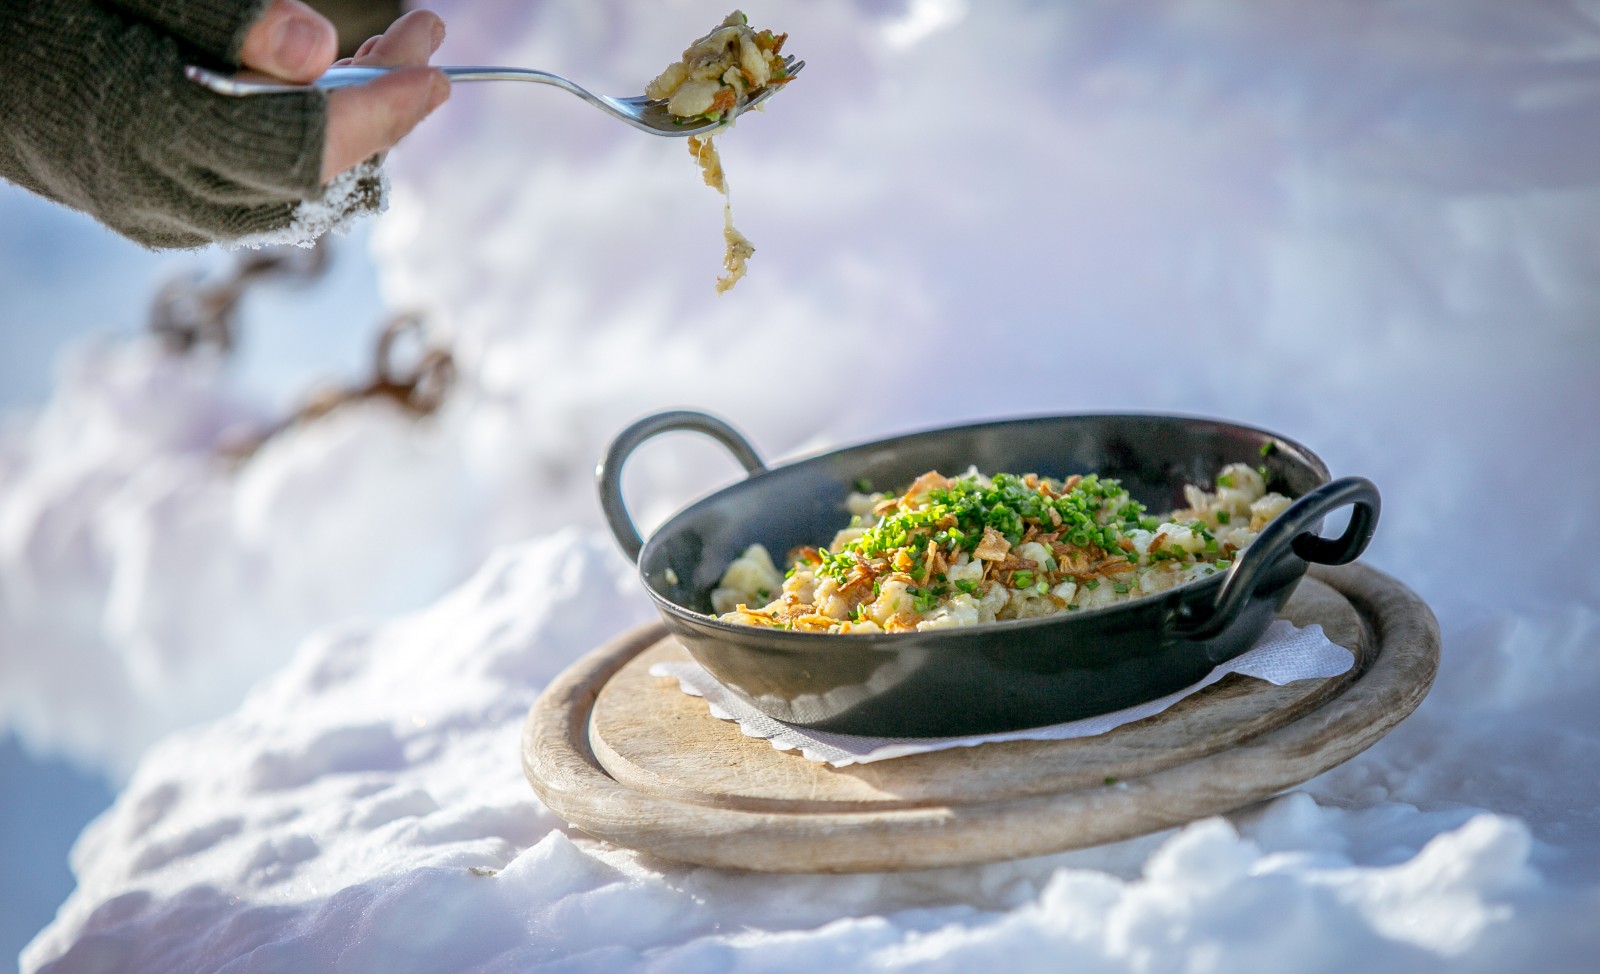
<box><xmin>186</xmin><ymin>64</ymin><xmax>568</xmax><ymax>96</ymax></box>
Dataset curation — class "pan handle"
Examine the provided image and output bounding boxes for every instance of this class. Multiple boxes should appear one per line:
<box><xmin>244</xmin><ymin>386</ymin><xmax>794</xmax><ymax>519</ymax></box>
<box><xmin>597</xmin><ymin>410</ymin><xmax>767</xmax><ymax>563</ymax></box>
<box><xmin>1173</xmin><ymin>476</ymin><xmax>1380</xmax><ymax>641</ymax></box>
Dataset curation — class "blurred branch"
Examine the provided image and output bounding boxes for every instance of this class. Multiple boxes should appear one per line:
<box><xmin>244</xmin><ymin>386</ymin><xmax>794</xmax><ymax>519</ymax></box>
<box><xmin>221</xmin><ymin>312</ymin><xmax>456</xmax><ymax>462</ymax></box>
<box><xmin>296</xmin><ymin>312</ymin><xmax>456</xmax><ymax>421</ymax></box>
<box><xmin>148</xmin><ymin>242</ymin><xmax>330</xmax><ymax>356</ymax></box>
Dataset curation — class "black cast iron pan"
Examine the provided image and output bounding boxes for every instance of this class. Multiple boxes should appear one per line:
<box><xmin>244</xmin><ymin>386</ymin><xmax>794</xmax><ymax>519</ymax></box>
<box><xmin>599</xmin><ymin>410</ymin><xmax>1379</xmax><ymax>738</ymax></box>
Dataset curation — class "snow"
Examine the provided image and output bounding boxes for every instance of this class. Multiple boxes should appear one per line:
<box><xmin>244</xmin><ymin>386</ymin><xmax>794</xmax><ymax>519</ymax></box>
<box><xmin>0</xmin><ymin>342</ymin><xmax>500</xmax><ymax>774</ymax></box>
<box><xmin>9</xmin><ymin>0</ymin><xmax>1600</xmax><ymax>969</ymax></box>
<box><xmin>227</xmin><ymin>162</ymin><xmax>387</xmax><ymax>252</ymax></box>
<box><xmin>20</xmin><ymin>531</ymin><xmax>1600</xmax><ymax>971</ymax></box>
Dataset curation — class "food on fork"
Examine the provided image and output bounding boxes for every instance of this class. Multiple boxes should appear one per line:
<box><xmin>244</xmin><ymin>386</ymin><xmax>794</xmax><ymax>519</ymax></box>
<box><xmin>646</xmin><ymin>11</ymin><xmax>795</xmax><ymax>292</ymax></box>
<box><xmin>645</xmin><ymin>11</ymin><xmax>794</xmax><ymax>124</ymax></box>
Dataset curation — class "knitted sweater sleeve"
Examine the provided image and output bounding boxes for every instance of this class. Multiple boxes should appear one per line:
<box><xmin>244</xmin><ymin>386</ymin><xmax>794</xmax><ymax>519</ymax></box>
<box><xmin>100</xmin><ymin>0</ymin><xmax>269</xmax><ymax>65</ymax></box>
<box><xmin>0</xmin><ymin>0</ymin><xmax>382</xmax><ymax>249</ymax></box>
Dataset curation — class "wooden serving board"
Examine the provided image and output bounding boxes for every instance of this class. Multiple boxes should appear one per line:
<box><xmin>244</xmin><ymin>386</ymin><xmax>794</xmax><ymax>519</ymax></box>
<box><xmin>523</xmin><ymin>563</ymin><xmax>1439</xmax><ymax>872</ymax></box>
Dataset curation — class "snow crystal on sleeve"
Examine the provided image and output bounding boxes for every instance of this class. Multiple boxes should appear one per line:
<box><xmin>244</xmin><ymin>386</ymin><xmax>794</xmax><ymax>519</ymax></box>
<box><xmin>228</xmin><ymin>161</ymin><xmax>388</xmax><ymax>251</ymax></box>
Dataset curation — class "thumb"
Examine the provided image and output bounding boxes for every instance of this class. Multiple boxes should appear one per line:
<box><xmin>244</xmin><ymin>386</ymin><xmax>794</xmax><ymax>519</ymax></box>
<box><xmin>238</xmin><ymin>0</ymin><xmax>338</xmax><ymax>83</ymax></box>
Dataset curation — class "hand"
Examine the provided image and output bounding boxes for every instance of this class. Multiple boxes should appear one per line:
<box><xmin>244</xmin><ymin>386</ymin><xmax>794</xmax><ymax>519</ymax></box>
<box><xmin>237</xmin><ymin>1</ymin><xmax>450</xmax><ymax>184</ymax></box>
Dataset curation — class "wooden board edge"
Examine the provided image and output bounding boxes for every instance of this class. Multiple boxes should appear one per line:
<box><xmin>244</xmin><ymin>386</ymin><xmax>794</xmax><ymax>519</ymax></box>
<box><xmin>522</xmin><ymin>563</ymin><xmax>1441</xmax><ymax>873</ymax></box>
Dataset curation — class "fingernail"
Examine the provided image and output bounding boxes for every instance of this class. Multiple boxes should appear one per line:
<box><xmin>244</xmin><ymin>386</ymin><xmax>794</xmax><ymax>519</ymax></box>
<box><xmin>431</xmin><ymin>18</ymin><xmax>446</xmax><ymax>53</ymax></box>
<box><xmin>427</xmin><ymin>72</ymin><xmax>450</xmax><ymax>111</ymax></box>
<box><xmin>274</xmin><ymin>16</ymin><xmax>324</xmax><ymax>74</ymax></box>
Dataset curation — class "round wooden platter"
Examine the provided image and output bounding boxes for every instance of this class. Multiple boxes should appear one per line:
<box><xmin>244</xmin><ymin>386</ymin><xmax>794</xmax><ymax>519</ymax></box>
<box><xmin>523</xmin><ymin>563</ymin><xmax>1439</xmax><ymax>873</ymax></box>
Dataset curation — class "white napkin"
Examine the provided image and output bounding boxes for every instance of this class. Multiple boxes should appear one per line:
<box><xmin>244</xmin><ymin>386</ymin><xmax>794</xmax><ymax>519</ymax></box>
<box><xmin>649</xmin><ymin>620</ymin><xmax>1353</xmax><ymax>766</ymax></box>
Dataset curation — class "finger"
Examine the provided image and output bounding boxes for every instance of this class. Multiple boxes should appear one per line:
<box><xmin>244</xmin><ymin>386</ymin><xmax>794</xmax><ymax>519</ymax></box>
<box><xmin>351</xmin><ymin>35</ymin><xmax>382</xmax><ymax>62</ymax></box>
<box><xmin>238</xmin><ymin>0</ymin><xmax>338</xmax><ymax>83</ymax></box>
<box><xmin>321</xmin><ymin>68</ymin><xmax>450</xmax><ymax>182</ymax></box>
<box><xmin>351</xmin><ymin>10</ymin><xmax>446</xmax><ymax>67</ymax></box>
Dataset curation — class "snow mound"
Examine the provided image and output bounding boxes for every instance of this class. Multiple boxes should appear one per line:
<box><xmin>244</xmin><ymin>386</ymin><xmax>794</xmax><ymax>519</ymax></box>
<box><xmin>0</xmin><ymin>339</ymin><xmax>492</xmax><ymax>775</ymax></box>
<box><xmin>21</xmin><ymin>532</ymin><xmax>1600</xmax><ymax>972</ymax></box>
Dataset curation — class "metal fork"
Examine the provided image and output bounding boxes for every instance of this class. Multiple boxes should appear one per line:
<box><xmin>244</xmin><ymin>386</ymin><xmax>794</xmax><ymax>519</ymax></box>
<box><xmin>184</xmin><ymin>57</ymin><xmax>804</xmax><ymax>137</ymax></box>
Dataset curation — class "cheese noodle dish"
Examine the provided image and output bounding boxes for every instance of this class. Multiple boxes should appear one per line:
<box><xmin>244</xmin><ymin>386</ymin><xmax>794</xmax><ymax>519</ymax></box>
<box><xmin>645</xmin><ymin>11</ymin><xmax>795</xmax><ymax>292</ymax></box>
<box><xmin>712</xmin><ymin>464</ymin><xmax>1292</xmax><ymax>634</ymax></box>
